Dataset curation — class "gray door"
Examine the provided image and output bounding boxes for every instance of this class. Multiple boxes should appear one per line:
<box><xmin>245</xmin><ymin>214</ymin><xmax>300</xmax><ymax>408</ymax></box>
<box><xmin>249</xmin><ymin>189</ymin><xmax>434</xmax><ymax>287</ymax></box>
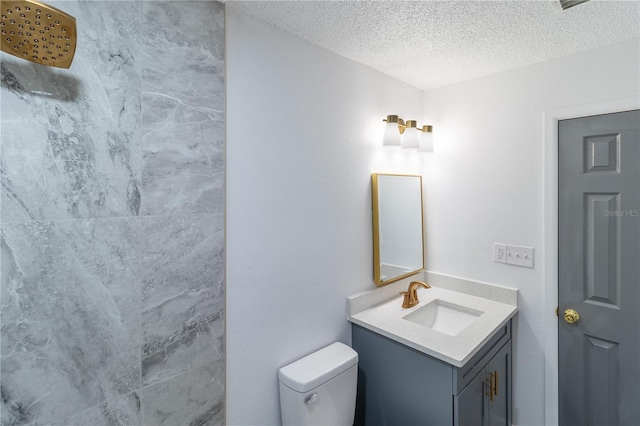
<box><xmin>558</xmin><ymin>110</ymin><xmax>640</xmax><ymax>425</ymax></box>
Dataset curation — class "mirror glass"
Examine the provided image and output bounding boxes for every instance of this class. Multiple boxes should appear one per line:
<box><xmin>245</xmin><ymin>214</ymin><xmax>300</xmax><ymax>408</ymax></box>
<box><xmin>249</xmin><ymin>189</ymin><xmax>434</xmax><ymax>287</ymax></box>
<box><xmin>372</xmin><ymin>174</ymin><xmax>425</xmax><ymax>285</ymax></box>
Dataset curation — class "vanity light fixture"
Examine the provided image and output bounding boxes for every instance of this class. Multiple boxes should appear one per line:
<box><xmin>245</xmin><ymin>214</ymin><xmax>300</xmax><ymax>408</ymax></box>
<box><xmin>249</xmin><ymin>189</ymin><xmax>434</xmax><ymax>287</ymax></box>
<box><xmin>382</xmin><ymin>115</ymin><xmax>434</xmax><ymax>152</ymax></box>
<box><xmin>418</xmin><ymin>125</ymin><xmax>434</xmax><ymax>152</ymax></box>
<box><xmin>382</xmin><ymin>115</ymin><xmax>402</xmax><ymax>147</ymax></box>
<box><xmin>402</xmin><ymin>120</ymin><xmax>420</xmax><ymax>149</ymax></box>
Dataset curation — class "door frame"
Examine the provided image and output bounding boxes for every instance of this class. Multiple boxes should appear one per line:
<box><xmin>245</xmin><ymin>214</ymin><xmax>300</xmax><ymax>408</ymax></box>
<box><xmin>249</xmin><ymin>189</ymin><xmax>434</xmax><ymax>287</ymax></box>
<box><xmin>543</xmin><ymin>96</ymin><xmax>640</xmax><ymax>425</ymax></box>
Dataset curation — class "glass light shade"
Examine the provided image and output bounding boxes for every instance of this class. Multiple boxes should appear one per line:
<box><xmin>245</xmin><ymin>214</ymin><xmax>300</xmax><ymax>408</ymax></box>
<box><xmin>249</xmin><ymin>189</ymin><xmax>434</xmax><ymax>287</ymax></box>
<box><xmin>402</xmin><ymin>127</ymin><xmax>419</xmax><ymax>149</ymax></box>
<box><xmin>418</xmin><ymin>131</ymin><xmax>434</xmax><ymax>152</ymax></box>
<box><xmin>382</xmin><ymin>122</ymin><xmax>401</xmax><ymax>147</ymax></box>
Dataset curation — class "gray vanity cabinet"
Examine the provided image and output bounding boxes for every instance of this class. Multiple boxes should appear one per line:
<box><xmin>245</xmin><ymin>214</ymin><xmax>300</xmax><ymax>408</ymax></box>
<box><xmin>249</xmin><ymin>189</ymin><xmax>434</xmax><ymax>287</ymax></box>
<box><xmin>352</xmin><ymin>321</ymin><xmax>512</xmax><ymax>426</ymax></box>
<box><xmin>454</xmin><ymin>340</ymin><xmax>511</xmax><ymax>426</ymax></box>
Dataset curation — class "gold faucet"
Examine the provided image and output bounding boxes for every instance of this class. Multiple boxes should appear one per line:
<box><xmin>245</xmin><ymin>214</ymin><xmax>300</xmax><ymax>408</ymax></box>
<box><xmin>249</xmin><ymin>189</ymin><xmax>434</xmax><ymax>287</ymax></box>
<box><xmin>400</xmin><ymin>281</ymin><xmax>431</xmax><ymax>308</ymax></box>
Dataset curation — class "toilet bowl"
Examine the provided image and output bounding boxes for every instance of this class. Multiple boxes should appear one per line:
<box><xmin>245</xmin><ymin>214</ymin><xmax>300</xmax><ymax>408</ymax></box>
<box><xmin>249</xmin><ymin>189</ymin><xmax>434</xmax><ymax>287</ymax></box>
<box><xmin>278</xmin><ymin>342</ymin><xmax>358</xmax><ymax>426</ymax></box>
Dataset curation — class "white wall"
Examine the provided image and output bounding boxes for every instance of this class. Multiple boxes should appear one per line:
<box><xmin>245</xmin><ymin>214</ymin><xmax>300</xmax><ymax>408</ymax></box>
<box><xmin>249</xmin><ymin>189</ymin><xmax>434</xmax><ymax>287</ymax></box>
<box><xmin>226</xmin><ymin>8</ymin><xmax>424</xmax><ymax>425</ymax></box>
<box><xmin>422</xmin><ymin>38</ymin><xmax>640</xmax><ymax>425</ymax></box>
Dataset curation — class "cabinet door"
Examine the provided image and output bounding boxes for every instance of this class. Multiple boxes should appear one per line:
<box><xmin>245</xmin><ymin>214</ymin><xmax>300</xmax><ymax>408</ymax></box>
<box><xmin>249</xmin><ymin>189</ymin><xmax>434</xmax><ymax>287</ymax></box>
<box><xmin>455</xmin><ymin>340</ymin><xmax>512</xmax><ymax>426</ymax></box>
<box><xmin>454</xmin><ymin>368</ymin><xmax>487</xmax><ymax>426</ymax></box>
<box><xmin>486</xmin><ymin>341</ymin><xmax>511</xmax><ymax>426</ymax></box>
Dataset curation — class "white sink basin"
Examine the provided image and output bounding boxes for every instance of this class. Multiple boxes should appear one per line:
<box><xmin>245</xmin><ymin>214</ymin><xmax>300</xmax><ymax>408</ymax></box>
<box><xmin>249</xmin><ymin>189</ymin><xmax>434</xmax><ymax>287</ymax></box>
<box><xmin>402</xmin><ymin>299</ymin><xmax>484</xmax><ymax>336</ymax></box>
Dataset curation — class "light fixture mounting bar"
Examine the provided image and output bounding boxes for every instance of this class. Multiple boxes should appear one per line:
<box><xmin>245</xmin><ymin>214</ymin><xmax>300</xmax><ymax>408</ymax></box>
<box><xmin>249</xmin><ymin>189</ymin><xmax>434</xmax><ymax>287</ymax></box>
<box><xmin>558</xmin><ymin>0</ymin><xmax>590</xmax><ymax>10</ymax></box>
<box><xmin>383</xmin><ymin>115</ymin><xmax>432</xmax><ymax>135</ymax></box>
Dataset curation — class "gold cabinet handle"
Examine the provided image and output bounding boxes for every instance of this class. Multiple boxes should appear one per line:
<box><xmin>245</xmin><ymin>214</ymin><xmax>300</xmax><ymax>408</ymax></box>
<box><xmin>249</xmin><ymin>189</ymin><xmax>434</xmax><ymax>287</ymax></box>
<box><xmin>485</xmin><ymin>375</ymin><xmax>494</xmax><ymax>401</ymax></box>
<box><xmin>485</xmin><ymin>371</ymin><xmax>497</xmax><ymax>401</ymax></box>
<box><xmin>494</xmin><ymin>370</ymin><xmax>498</xmax><ymax>397</ymax></box>
<box><xmin>564</xmin><ymin>309</ymin><xmax>580</xmax><ymax>324</ymax></box>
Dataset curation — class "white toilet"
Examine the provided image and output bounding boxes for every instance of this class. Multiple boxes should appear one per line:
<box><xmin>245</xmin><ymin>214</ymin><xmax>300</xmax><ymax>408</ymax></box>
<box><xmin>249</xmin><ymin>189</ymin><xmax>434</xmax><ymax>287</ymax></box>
<box><xmin>278</xmin><ymin>342</ymin><xmax>358</xmax><ymax>425</ymax></box>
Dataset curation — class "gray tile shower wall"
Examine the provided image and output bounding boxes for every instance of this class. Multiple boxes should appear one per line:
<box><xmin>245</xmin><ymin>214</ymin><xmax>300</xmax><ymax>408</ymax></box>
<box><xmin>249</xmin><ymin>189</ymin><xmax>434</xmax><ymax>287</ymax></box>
<box><xmin>140</xmin><ymin>1</ymin><xmax>225</xmax><ymax>217</ymax></box>
<box><xmin>0</xmin><ymin>2</ymin><xmax>225</xmax><ymax>425</ymax></box>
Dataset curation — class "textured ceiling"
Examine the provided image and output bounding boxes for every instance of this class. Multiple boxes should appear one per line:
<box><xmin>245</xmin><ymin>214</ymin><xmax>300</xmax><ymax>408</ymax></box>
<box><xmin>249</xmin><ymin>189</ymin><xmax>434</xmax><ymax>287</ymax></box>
<box><xmin>227</xmin><ymin>0</ymin><xmax>640</xmax><ymax>90</ymax></box>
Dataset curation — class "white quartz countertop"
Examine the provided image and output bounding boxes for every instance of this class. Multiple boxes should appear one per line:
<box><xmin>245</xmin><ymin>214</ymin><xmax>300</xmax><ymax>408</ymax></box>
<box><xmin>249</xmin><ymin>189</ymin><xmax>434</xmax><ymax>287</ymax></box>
<box><xmin>348</xmin><ymin>277</ymin><xmax>518</xmax><ymax>368</ymax></box>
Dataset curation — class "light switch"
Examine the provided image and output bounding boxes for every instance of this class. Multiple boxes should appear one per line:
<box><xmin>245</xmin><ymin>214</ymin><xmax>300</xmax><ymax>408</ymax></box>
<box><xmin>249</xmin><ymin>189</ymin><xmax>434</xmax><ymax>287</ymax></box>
<box><xmin>506</xmin><ymin>245</ymin><xmax>534</xmax><ymax>268</ymax></box>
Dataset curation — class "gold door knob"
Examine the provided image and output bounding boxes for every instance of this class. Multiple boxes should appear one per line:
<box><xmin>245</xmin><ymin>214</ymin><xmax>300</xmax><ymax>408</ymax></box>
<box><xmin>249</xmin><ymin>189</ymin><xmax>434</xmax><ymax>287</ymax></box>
<box><xmin>564</xmin><ymin>309</ymin><xmax>580</xmax><ymax>324</ymax></box>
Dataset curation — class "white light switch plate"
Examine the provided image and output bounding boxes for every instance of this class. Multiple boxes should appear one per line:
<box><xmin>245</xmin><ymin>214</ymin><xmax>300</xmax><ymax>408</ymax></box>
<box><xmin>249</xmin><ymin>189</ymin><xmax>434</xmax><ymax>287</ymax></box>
<box><xmin>506</xmin><ymin>245</ymin><xmax>534</xmax><ymax>268</ymax></box>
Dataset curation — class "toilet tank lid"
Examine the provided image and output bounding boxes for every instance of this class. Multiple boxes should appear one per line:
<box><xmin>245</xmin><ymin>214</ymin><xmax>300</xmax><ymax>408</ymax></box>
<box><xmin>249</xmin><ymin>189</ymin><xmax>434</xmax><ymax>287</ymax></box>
<box><xmin>278</xmin><ymin>342</ymin><xmax>358</xmax><ymax>393</ymax></box>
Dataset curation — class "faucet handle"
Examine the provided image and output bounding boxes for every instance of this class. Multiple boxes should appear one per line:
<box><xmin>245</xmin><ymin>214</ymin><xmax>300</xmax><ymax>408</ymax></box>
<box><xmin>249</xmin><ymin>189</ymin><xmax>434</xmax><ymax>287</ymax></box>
<box><xmin>400</xmin><ymin>291</ymin><xmax>416</xmax><ymax>309</ymax></box>
<box><xmin>400</xmin><ymin>291</ymin><xmax>413</xmax><ymax>309</ymax></box>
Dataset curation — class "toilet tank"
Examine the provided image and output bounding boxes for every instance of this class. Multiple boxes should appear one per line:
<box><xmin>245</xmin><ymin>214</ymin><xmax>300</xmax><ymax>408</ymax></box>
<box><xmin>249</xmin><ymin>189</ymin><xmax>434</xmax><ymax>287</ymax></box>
<box><xmin>278</xmin><ymin>342</ymin><xmax>358</xmax><ymax>426</ymax></box>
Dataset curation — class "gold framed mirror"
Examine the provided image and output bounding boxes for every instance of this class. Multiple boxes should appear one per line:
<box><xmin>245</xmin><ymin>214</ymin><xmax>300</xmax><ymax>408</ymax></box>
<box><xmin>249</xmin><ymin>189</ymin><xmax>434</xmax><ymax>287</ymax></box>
<box><xmin>372</xmin><ymin>173</ymin><xmax>425</xmax><ymax>286</ymax></box>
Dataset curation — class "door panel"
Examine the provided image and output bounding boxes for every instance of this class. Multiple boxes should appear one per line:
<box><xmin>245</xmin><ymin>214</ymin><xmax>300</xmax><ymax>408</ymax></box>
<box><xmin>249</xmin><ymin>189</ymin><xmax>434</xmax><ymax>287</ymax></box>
<box><xmin>584</xmin><ymin>193</ymin><xmax>619</xmax><ymax>306</ymax></box>
<box><xmin>558</xmin><ymin>110</ymin><xmax>640</xmax><ymax>426</ymax></box>
<box><xmin>584</xmin><ymin>335</ymin><xmax>619</xmax><ymax>426</ymax></box>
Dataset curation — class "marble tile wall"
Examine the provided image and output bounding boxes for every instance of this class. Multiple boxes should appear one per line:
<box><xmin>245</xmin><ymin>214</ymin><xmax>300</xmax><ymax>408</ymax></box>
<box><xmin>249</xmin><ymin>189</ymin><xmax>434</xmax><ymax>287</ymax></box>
<box><xmin>0</xmin><ymin>1</ymin><xmax>225</xmax><ymax>425</ymax></box>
